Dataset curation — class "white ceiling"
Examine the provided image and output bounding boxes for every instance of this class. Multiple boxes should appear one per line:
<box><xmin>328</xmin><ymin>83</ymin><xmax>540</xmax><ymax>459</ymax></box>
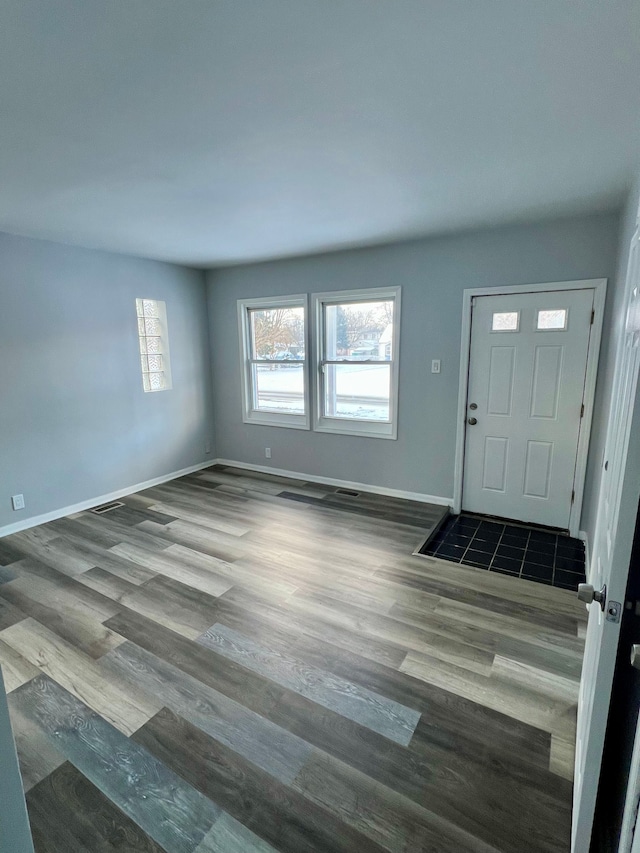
<box><xmin>1</xmin><ymin>1</ymin><xmax>639</xmax><ymax>267</ymax></box>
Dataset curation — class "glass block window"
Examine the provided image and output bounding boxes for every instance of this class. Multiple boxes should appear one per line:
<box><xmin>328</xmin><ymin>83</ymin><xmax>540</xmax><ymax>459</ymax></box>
<box><xmin>537</xmin><ymin>309</ymin><xmax>568</xmax><ymax>330</ymax></box>
<box><xmin>136</xmin><ymin>299</ymin><xmax>172</xmax><ymax>392</ymax></box>
<box><xmin>492</xmin><ymin>311</ymin><xmax>519</xmax><ymax>332</ymax></box>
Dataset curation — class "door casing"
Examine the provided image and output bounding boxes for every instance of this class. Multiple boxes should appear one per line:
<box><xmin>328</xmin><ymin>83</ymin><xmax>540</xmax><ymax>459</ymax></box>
<box><xmin>453</xmin><ymin>278</ymin><xmax>607</xmax><ymax>539</ymax></box>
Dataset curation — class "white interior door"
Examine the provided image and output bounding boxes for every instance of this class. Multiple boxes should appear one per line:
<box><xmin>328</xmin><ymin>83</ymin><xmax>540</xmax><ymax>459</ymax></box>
<box><xmin>573</xmin><ymin>226</ymin><xmax>640</xmax><ymax>853</ymax></box>
<box><xmin>463</xmin><ymin>289</ymin><xmax>594</xmax><ymax>528</ymax></box>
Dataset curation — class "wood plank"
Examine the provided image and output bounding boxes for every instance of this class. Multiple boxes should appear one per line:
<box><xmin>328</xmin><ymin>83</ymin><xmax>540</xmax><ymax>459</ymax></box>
<box><xmin>375</xmin><ymin>566</ymin><xmax>579</xmax><ymax>635</ymax></box>
<box><xmin>102</xmin><ymin>607</ymin><xmax>563</xmax><ymax>819</ymax></box>
<box><xmin>13</xmin><ymin>676</ymin><xmax>220</xmax><ymax>853</ymax></box>
<box><xmin>78</xmin><ymin>569</ymin><xmax>220</xmax><ymax>640</ymax></box>
<box><xmin>3</xmin><ymin>534</ymin><xmax>95</xmax><ymax>576</ymax></box>
<box><xmin>0</xmin><ymin>619</ymin><xmax>160</xmax><ymax>735</ymax></box>
<box><xmin>2</xmin><ymin>575</ymin><xmax>122</xmax><ymax>658</ymax></box>
<box><xmin>0</xmin><ymin>637</ymin><xmax>40</xmax><ymax>692</ymax></box>
<box><xmin>0</xmin><ymin>595</ymin><xmax>26</xmax><ymax>631</ymax></box>
<box><xmin>436</xmin><ymin>597</ymin><xmax>584</xmax><ymax>655</ymax></box>
<box><xmin>0</xmin><ymin>539</ymin><xmax>24</xmax><ymax>566</ymax></box>
<box><xmin>214</xmin><ymin>587</ymin><xmax>407</xmax><ymax>670</ymax></box>
<box><xmin>67</xmin><ymin>512</ymin><xmax>172</xmax><ymax>553</ymax></box>
<box><xmin>134</xmin><ymin>706</ymin><xmax>391</xmax><ymax>853</ymax></box>
<box><xmin>0</xmin><ymin>566</ymin><xmax>17</xmax><ymax>584</ymax></box>
<box><xmin>402</xmin><ymin>553</ymin><xmax>587</xmax><ymax>619</ymax></box>
<box><xmin>195</xmin><ymin>813</ymin><xmax>281</xmax><ymax>853</ymax></box>
<box><xmin>146</xmin><ymin>500</ymin><xmax>251</xmax><ymax>537</ymax></box>
<box><xmin>400</xmin><ymin>650</ymin><xmax>573</xmax><ymax>735</ymax></box>
<box><xmin>8</xmin><ymin>698</ymin><xmax>66</xmax><ymax>792</ymax></box>
<box><xmin>41</xmin><ymin>523</ymin><xmax>159</xmax><ymax>583</ymax></box>
<box><xmin>109</xmin><ymin>542</ymin><xmax>234</xmax><ymax>598</ymax></box>
<box><xmin>3</xmin><ymin>572</ymin><xmax>120</xmax><ymax>623</ymax></box>
<box><xmin>205</xmin><ymin>594</ymin><xmax>555</xmax><ymax>769</ymax></box>
<box><xmin>197</xmin><ymin>623</ymin><xmax>420</xmax><ymax>746</ymax></box>
<box><xmin>26</xmin><ymin>762</ymin><xmax>168</xmax><ymax>852</ymax></box>
<box><xmin>136</xmin><ymin>519</ymin><xmax>247</xmax><ymax>563</ymax></box>
<box><xmin>291</xmin><ymin>751</ymin><xmax>568</xmax><ymax>853</ymax></box>
<box><xmin>290</xmin><ymin>590</ymin><xmax>495</xmax><ymax>675</ymax></box>
<box><xmin>491</xmin><ymin>655</ymin><xmax>580</xmax><ymax>704</ymax></box>
<box><xmin>103</xmin><ymin>641</ymin><xmax>313</xmax><ymax>784</ymax></box>
<box><xmin>165</xmin><ymin>542</ymin><xmax>298</xmax><ymax>599</ymax></box>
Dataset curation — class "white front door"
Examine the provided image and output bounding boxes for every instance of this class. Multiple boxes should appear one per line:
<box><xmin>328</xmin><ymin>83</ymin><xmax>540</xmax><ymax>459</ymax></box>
<box><xmin>462</xmin><ymin>289</ymin><xmax>594</xmax><ymax>528</ymax></box>
<box><xmin>573</xmin><ymin>226</ymin><xmax>640</xmax><ymax>852</ymax></box>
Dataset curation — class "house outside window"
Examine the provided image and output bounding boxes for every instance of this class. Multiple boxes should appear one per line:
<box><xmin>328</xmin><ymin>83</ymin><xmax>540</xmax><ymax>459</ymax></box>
<box><xmin>237</xmin><ymin>294</ymin><xmax>309</xmax><ymax>429</ymax></box>
<box><xmin>312</xmin><ymin>286</ymin><xmax>401</xmax><ymax>439</ymax></box>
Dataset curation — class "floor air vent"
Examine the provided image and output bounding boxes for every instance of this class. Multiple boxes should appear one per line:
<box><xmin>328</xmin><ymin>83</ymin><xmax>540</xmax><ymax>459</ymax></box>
<box><xmin>335</xmin><ymin>488</ymin><xmax>360</xmax><ymax>497</ymax></box>
<box><xmin>90</xmin><ymin>501</ymin><xmax>125</xmax><ymax>514</ymax></box>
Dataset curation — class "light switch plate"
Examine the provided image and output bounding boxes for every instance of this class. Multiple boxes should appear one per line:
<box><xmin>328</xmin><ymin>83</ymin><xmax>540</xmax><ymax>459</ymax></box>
<box><xmin>11</xmin><ymin>494</ymin><xmax>25</xmax><ymax>511</ymax></box>
<box><xmin>431</xmin><ymin>359</ymin><xmax>441</xmax><ymax>374</ymax></box>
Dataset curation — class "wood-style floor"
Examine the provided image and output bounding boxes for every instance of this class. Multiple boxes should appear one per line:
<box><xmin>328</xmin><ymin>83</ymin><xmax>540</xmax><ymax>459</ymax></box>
<box><xmin>0</xmin><ymin>465</ymin><xmax>585</xmax><ymax>853</ymax></box>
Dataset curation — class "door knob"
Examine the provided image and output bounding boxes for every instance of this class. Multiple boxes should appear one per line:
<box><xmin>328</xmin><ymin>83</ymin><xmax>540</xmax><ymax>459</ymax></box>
<box><xmin>467</xmin><ymin>417</ymin><xmax>478</xmax><ymax>425</ymax></box>
<box><xmin>577</xmin><ymin>583</ymin><xmax>606</xmax><ymax>611</ymax></box>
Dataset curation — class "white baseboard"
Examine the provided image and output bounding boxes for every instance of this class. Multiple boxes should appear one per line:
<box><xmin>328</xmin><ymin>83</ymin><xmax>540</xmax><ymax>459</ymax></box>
<box><xmin>578</xmin><ymin>529</ymin><xmax>591</xmax><ymax>580</ymax></box>
<box><xmin>214</xmin><ymin>458</ymin><xmax>453</xmax><ymax>507</ymax></box>
<box><xmin>0</xmin><ymin>460</ymin><xmax>215</xmax><ymax>539</ymax></box>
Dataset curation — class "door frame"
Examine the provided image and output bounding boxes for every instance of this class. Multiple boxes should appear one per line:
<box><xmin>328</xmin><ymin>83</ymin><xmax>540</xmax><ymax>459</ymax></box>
<box><xmin>453</xmin><ymin>278</ymin><xmax>607</xmax><ymax>539</ymax></box>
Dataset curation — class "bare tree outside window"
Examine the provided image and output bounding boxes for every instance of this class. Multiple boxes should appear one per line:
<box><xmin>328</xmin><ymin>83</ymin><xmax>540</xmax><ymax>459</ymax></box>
<box><xmin>250</xmin><ymin>307</ymin><xmax>305</xmax><ymax>357</ymax></box>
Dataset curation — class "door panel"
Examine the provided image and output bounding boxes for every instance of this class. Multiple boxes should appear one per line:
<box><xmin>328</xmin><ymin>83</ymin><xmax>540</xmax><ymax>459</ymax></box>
<box><xmin>463</xmin><ymin>289</ymin><xmax>594</xmax><ymax>528</ymax></box>
<box><xmin>482</xmin><ymin>436</ymin><xmax>509</xmax><ymax>491</ymax></box>
<box><xmin>530</xmin><ymin>346</ymin><xmax>562</xmax><ymax>418</ymax></box>
<box><xmin>523</xmin><ymin>441</ymin><xmax>552</xmax><ymax>498</ymax></box>
<box><xmin>487</xmin><ymin>347</ymin><xmax>516</xmax><ymax>414</ymax></box>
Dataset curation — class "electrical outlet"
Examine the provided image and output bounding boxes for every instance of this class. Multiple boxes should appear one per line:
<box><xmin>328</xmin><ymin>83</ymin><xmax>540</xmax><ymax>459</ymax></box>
<box><xmin>11</xmin><ymin>494</ymin><xmax>25</xmax><ymax>511</ymax></box>
<box><xmin>265</xmin><ymin>447</ymin><xmax>272</xmax><ymax>459</ymax></box>
<box><xmin>431</xmin><ymin>359</ymin><xmax>441</xmax><ymax>374</ymax></box>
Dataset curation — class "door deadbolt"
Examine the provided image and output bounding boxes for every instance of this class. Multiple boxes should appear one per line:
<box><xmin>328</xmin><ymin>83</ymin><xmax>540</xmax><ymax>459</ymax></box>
<box><xmin>469</xmin><ymin>403</ymin><xmax>478</xmax><ymax>410</ymax></box>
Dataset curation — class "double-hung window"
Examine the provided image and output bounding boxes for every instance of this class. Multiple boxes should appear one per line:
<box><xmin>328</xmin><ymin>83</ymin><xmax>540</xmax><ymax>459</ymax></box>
<box><xmin>313</xmin><ymin>286</ymin><xmax>401</xmax><ymax>438</ymax></box>
<box><xmin>237</xmin><ymin>295</ymin><xmax>309</xmax><ymax>429</ymax></box>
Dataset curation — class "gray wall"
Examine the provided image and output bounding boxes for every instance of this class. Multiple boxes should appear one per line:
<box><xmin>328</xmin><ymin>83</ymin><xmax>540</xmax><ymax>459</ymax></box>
<box><xmin>581</xmin><ymin>183</ymin><xmax>640</xmax><ymax>546</ymax></box>
<box><xmin>207</xmin><ymin>211</ymin><xmax>621</xmax><ymax>512</ymax></box>
<box><xmin>0</xmin><ymin>231</ymin><xmax>214</xmax><ymax>532</ymax></box>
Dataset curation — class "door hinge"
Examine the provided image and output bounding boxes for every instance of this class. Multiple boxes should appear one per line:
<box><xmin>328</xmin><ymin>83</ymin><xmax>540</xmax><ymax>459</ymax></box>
<box><xmin>591</xmin><ymin>309</ymin><xmax>595</xmax><ymax>325</ymax></box>
<box><xmin>580</xmin><ymin>403</ymin><xmax>585</xmax><ymax>418</ymax></box>
<box><xmin>571</xmin><ymin>490</ymin><xmax>575</xmax><ymax>504</ymax></box>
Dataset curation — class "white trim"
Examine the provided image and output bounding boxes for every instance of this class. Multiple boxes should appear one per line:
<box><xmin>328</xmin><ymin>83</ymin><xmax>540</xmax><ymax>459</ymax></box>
<box><xmin>214</xmin><ymin>457</ymin><xmax>452</xmax><ymax>506</ymax></box>
<box><xmin>236</xmin><ymin>293</ymin><xmax>311</xmax><ymax>430</ymax></box>
<box><xmin>453</xmin><ymin>278</ymin><xmax>607</xmax><ymax>537</ymax></box>
<box><xmin>0</xmin><ymin>460</ymin><xmax>215</xmax><ymax>539</ymax></box>
<box><xmin>311</xmin><ymin>285</ymin><xmax>401</xmax><ymax>440</ymax></box>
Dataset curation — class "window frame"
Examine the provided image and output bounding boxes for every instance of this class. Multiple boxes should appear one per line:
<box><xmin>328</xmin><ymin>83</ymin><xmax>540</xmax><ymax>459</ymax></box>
<box><xmin>237</xmin><ymin>294</ymin><xmax>310</xmax><ymax>430</ymax></box>
<box><xmin>136</xmin><ymin>298</ymin><xmax>172</xmax><ymax>393</ymax></box>
<box><xmin>312</xmin><ymin>286</ymin><xmax>401</xmax><ymax>439</ymax></box>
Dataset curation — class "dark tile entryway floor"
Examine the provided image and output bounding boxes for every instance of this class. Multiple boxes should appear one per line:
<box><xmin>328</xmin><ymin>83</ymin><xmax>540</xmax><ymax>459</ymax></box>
<box><xmin>419</xmin><ymin>513</ymin><xmax>586</xmax><ymax>590</ymax></box>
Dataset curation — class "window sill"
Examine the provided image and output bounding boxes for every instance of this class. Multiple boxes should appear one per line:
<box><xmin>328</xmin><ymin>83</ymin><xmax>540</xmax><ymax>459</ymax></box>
<box><xmin>314</xmin><ymin>417</ymin><xmax>397</xmax><ymax>439</ymax></box>
<box><xmin>242</xmin><ymin>411</ymin><xmax>310</xmax><ymax>430</ymax></box>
